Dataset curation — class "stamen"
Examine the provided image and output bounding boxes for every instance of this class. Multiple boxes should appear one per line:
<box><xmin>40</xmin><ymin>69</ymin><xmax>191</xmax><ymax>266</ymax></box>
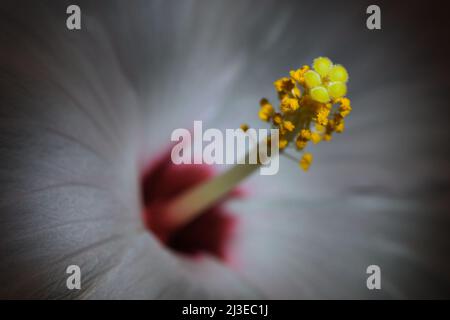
<box><xmin>154</xmin><ymin>57</ymin><xmax>352</xmax><ymax>237</ymax></box>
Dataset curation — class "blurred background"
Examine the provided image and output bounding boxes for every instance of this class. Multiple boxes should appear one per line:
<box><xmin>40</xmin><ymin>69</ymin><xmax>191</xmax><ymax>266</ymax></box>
<box><xmin>0</xmin><ymin>0</ymin><xmax>449</xmax><ymax>299</ymax></box>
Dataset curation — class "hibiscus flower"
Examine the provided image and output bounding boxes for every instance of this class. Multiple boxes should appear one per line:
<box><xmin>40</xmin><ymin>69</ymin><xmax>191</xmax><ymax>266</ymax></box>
<box><xmin>0</xmin><ymin>0</ymin><xmax>449</xmax><ymax>299</ymax></box>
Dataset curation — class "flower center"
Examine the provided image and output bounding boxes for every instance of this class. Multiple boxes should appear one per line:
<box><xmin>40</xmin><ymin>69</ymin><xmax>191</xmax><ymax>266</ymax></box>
<box><xmin>140</xmin><ymin>152</ymin><xmax>238</xmax><ymax>262</ymax></box>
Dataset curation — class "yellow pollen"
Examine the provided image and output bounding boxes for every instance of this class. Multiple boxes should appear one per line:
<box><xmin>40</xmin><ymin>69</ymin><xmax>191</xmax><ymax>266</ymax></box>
<box><xmin>257</xmin><ymin>57</ymin><xmax>351</xmax><ymax>171</ymax></box>
<box><xmin>274</xmin><ymin>77</ymin><xmax>295</xmax><ymax>93</ymax></box>
<box><xmin>335</xmin><ymin>121</ymin><xmax>345</xmax><ymax>133</ymax></box>
<box><xmin>279</xmin><ymin>138</ymin><xmax>288</xmax><ymax>149</ymax></box>
<box><xmin>290</xmin><ymin>69</ymin><xmax>303</xmax><ymax>83</ymax></box>
<box><xmin>300</xmin><ymin>129</ymin><xmax>312</xmax><ymax>140</ymax></box>
<box><xmin>339</xmin><ymin>104</ymin><xmax>352</xmax><ymax>117</ymax></box>
<box><xmin>299</xmin><ymin>153</ymin><xmax>313</xmax><ymax>171</ymax></box>
<box><xmin>283</xmin><ymin>121</ymin><xmax>295</xmax><ymax>132</ymax></box>
<box><xmin>295</xmin><ymin>137</ymin><xmax>307</xmax><ymax>150</ymax></box>
<box><xmin>258</xmin><ymin>99</ymin><xmax>275</xmax><ymax>121</ymax></box>
<box><xmin>338</xmin><ymin>97</ymin><xmax>351</xmax><ymax>107</ymax></box>
<box><xmin>315</xmin><ymin>123</ymin><xmax>325</xmax><ymax>132</ymax></box>
<box><xmin>311</xmin><ymin>132</ymin><xmax>322</xmax><ymax>144</ymax></box>
<box><xmin>317</xmin><ymin>107</ymin><xmax>330</xmax><ymax>126</ymax></box>
<box><xmin>281</xmin><ymin>97</ymin><xmax>300</xmax><ymax>113</ymax></box>
<box><xmin>292</xmin><ymin>86</ymin><xmax>301</xmax><ymax>98</ymax></box>
<box><xmin>273</xmin><ymin>113</ymin><xmax>283</xmax><ymax>126</ymax></box>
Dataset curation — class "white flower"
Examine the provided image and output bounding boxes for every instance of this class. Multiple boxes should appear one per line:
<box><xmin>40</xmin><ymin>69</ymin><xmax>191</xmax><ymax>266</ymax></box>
<box><xmin>0</xmin><ymin>0</ymin><xmax>449</xmax><ymax>299</ymax></box>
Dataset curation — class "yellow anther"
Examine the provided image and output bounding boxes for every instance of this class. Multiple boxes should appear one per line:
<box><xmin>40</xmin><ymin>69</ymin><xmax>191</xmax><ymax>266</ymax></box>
<box><xmin>338</xmin><ymin>97</ymin><xmax>351</xmax><ymax>107</ymax></box>
<box><xmin>299</xmin><ymin>153</ymin><xmax>313</xmax><ymax>171</ymax></box>
<box><xmin>291</xmin><ymin>65</ymin><xmax>310</xmax><ymax>84</ymax></box>
<box><xmin>274</xmin><ymin>77</ymin><xmax>295</xmax><ymax>93</ymax></box>
<box><xmin>290</xmin><ymin>69</ymin><xmax>303</xmax><ymax>83</ymax></box>
<box><xmin>315</xmin><ymin>123</ymin><xmax>325</xmax><ymax>132</ymax></box>
<box><xmin>316</xmin><ymin>107</ymin><xmax>330</xmax><ymax>126</ymax></box>
<box><xmin>311</xmin><ymin>132</ymin><xmax>322</xmax><ymax>144</ymax></box>
<box><xmin>292</xmin><ymin>86</ymin><xmax>301</xmax><ymax>98</ymax></box>
<box><xmin>327</xmin><ymin>119</ymin><xmax>336</xmax><ymax>130</ymax></box>
<box><xmin>295</xmin><ymin>137</ymin><xmax>307</xmax><ymax>150</ymax></box>
<box><xmin>289</xmin><ymin>98</ymin><xmax>299</xmax><ymax>110</ymax></box>
<box><xmin>274</xmin><ymin>79</ymin><xmax>284</xmax><ymax>92</ymax></box>
<box><xmin>300</xmin><ymin>129</ymin><xmax>312</xmax><ymax>140</ymax></box>
<box><xmin>259</xmin><ymin>105</ymin><xmax>274</xmax><ymax>121</ymax></box>
<box><xmin>259</xmin><ymin>98</ymin><xmax>275</xmax><ymax>121</ymax></box>
<box><xmin>339</xmin><ymin>104</ymin><xmax>352</xmax><ymax>117</ymax></box>
<box><xmin>279</xmin><ymin>138</ymin><xmax>288</xmax><ymax>149</ymax></box>
<box><xmin>335</xmin><ymin>121</ymin><xmax>345</xmax><ymax>133</ymax></box>
<box><xmin>259</xmin><ymin>110</ymin><xmax>270</xmax><ymax>121</ymax></box>
<box><xmin>273</xmin><ymin>113</ymin><xmax>283</xmax><ymax>125</ymax></box>
<box><xmin>280</xmin><ymin>97</ymin><xmax>300</xmax><ymax>113</ymax></box>
<box><xmin>283</xmin><ymin>121</ymin><xmax>295</xmax><ymax>132</ymax></box>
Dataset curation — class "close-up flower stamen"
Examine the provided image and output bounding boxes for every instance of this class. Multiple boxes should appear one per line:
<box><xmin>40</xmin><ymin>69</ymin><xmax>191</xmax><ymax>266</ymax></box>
<box><xmin>257</xmin><ymin>57</ymin><xmax>351</xmax><ymax>169</ymax></box>
<box><xmin>145</xmin><ymin>57</ymin><xmax>352</xmax><ymax>247</ymax></box>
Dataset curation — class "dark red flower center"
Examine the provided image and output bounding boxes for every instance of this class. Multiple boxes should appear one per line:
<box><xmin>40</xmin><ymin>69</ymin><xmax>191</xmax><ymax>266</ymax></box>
<box><xmin>140</xmin><ymin>152</ymin><xmax>238</xmax><ymax>262</ymax></box>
